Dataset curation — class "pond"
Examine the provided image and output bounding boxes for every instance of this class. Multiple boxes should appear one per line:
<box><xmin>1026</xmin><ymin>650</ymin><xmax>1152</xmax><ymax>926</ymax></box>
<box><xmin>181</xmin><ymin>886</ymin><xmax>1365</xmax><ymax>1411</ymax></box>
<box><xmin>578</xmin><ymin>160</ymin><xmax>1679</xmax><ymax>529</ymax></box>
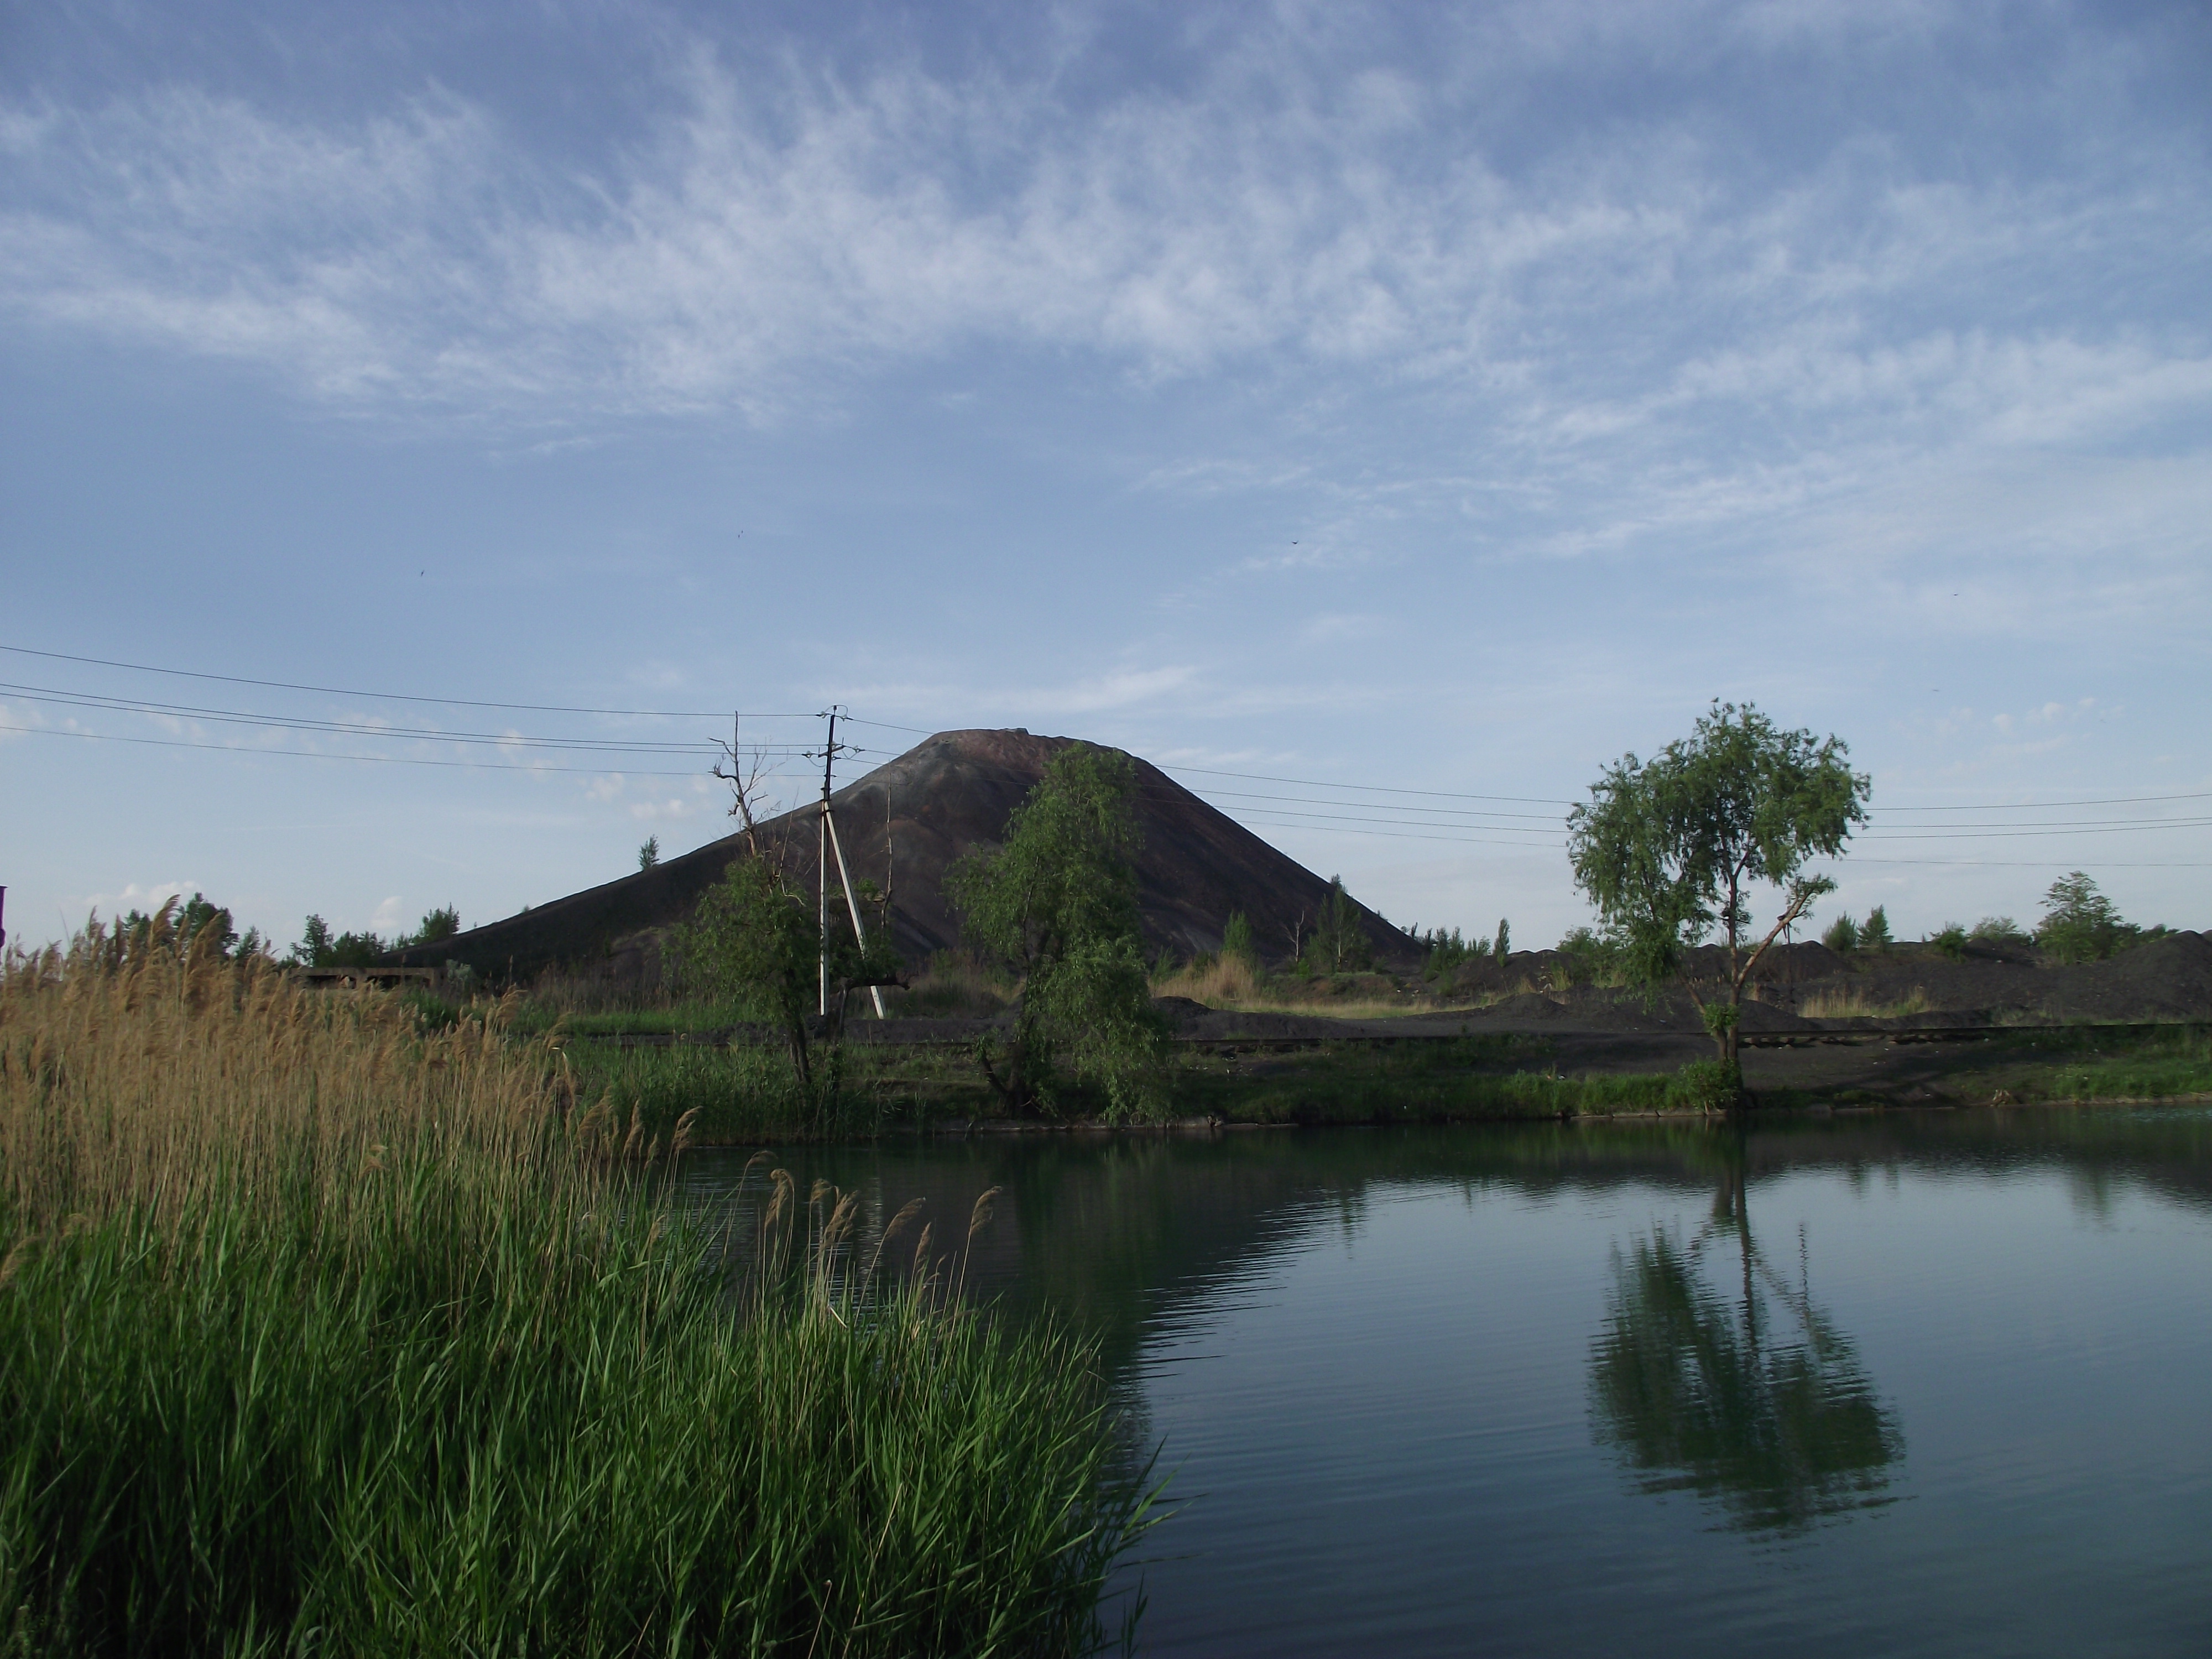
<box><xmin>677</xmin><ymin>1108</ymin><xmax>2212</xmax><ymax>1656</ymax></box>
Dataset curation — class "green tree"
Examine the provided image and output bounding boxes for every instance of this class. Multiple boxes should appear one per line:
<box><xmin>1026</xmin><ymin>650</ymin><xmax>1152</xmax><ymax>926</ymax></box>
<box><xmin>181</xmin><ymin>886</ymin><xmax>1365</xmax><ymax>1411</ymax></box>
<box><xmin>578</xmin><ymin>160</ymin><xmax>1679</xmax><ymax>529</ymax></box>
<box><xmin>293</xmin><ymin>915</ymin><xmax>333</xmax><ymax>967</ymax></box>
<box><xmin>638</xmin><ymin>836</ymin><xmax>660</xmax><ymax>872</ymax></box>
<box><xmin>1221</xmin><ymin>910</ymin><xmax>1258</xmax><ymax>970</ymax></box>
<box><xmin>1820</xmin><ymin>913</ymin><xmax>1859</xmax><ymax>953</ymax></box>
<box><xmin>405</xmin><ymin>906</ymin><xmax>461</xmax><ymax>947</ymax></box>
<box><xmin>1567</xmin><ymin>702</ymin><xmax>1869</xmax><ymax>1077</ymax></box>
<box><xmin>946</xmin><ymin>744</ymin><xmax>1168</xmax><ymax>1119</ymax></box>
<box><xmin>176</xmin><ymin>893</ymin><xmax>238</xmax><ymax>959</ymax></box>
<box><xmin>667</xmin><ymin>857</ymin><xmax>896</xmax><ymax>1113</ymax></box>
<box><xmin>1306</xmin><ymin>876</ymin><xmax>1374</xmax><ymax>975</ymax></box>
<box><xmin>1860</xmin><ymin>905</ymin><xmax>1892</xmax><ymax>952</ymax></box>
<box><xmin>2036</xmin><ymin>870</ymin><xmax>2138</xmax><ymax>963</ymax></box>
<box><xmin>1493</xmin><ymin>918</ymin><xmax>1510</xmax><ymax>965</ymax></box>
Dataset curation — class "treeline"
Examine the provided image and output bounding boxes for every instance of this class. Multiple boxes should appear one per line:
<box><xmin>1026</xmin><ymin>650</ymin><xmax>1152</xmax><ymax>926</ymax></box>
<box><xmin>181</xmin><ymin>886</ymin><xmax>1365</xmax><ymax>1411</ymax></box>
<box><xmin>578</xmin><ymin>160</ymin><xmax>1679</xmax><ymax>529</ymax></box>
<box><xmin>86</xmin><ymin>894</ymin><xmax>466</xmax><ymax>971</ymax></box>
<box><xmin>1822</xmin><ymin>871</ymin><xmax>2171</xmax><ymax>964</ymax></box>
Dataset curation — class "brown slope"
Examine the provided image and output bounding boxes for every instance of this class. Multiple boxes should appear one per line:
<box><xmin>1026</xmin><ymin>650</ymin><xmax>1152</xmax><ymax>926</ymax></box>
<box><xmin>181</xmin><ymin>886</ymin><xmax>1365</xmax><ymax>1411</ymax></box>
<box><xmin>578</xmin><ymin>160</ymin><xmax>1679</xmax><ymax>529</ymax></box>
<box><xmin>390</xmin><ymin>728</ymin><xmax>1417</xmax><ymax>984</ymax></box>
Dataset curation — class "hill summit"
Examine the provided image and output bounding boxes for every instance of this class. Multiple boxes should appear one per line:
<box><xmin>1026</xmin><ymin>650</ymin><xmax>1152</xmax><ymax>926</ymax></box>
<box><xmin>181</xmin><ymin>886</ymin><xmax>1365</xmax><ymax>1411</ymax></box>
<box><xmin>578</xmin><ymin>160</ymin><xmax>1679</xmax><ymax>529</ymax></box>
<box><xmin>392</xmin><ymin>728</ymin><xmax>1414</xmax><ymax>987</ymax></box>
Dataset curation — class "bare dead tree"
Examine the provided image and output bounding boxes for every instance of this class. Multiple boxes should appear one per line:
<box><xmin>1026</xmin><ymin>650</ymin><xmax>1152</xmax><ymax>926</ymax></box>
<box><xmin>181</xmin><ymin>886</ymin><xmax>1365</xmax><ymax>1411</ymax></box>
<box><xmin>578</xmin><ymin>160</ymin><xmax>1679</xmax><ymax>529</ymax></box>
<box><xmin>711</xmin><ymin>715</ymin><xmax>779</xmax><ymax>863</ymax></box>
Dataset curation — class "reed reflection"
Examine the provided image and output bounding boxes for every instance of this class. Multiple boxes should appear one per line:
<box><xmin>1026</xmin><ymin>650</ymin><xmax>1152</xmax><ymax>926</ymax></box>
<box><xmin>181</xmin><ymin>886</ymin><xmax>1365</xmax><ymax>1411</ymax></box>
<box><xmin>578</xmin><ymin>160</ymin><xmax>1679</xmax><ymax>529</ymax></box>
<box><xmin>1589</xmin><ymin>1147</ymin><xmax>1904</xmax><ymax>1534</ymax></box>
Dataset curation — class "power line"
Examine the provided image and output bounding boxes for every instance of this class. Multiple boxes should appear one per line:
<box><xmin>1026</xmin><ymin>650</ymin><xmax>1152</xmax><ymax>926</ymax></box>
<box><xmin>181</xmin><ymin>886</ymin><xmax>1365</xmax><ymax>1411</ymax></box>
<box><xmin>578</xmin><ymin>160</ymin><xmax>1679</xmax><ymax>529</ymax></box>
<box><xmin>1</xmin><ymin>722</ymin><xmax>715</xmax><ymax>775</ymax></box>
<box><xmin>1871</xmin><ymin>790</ymin><xmax>2212</xmax><ymax>812</ymax></box>
<box><xmin>0</xmin><ymin>644</ymin><xmax>818</xmax><ymax>721</ymax></box>
<box><xmin>9</xmin><ymin>640</ymin><xmax>2206</xmax><ymax>834</ymax></box>
<box><xmin>1214</xmin><ymin>804</ymin><xmax>1564</xmax><ymax>837</ymax></box>
<box><xmin>1862</xmin><ymin>820</ymin><xmax>2212</xmax><ymax>841</ymax></box>
<box><xmin>1234</xmin><ymin>816</ymin><xmax>1571</xmax><ymax>851</ymax></box>
<box><xmin>1846</xmin><ymin>857</ymin><xmax>2212</xmax><ymax>869</ymax></box>
<box><xmin>1158</xmin><ymin>761</ymin><xmax>1576</xmax><ymax>806</ymax></box>
<box><xmin>1</xmin><ymin>685</ymin><xmax>738</xmax><ymax>755</ymax></box>
<box><xmin>1183</xmin><ymin>785</ymin><xmax>1569</xmax><ymax>823</ymax></box>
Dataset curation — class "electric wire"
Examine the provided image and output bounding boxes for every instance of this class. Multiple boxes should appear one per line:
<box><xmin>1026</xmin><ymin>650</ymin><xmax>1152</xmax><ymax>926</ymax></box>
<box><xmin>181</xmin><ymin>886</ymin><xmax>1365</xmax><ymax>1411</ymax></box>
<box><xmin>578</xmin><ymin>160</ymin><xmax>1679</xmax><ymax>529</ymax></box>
<box><xmin>0</xmin><ymin>723</ymin><xmax>714</xmax><ymax>776</ymax></box>
<box><xmin>0</xmin><ymin>644</ymin><xmax>828</xmax><ymax>721</ymax></box>
<box><xmin>6</xmin><ymin>645</ymin><xmax>2205</xmax><ymax>851</ymax></box>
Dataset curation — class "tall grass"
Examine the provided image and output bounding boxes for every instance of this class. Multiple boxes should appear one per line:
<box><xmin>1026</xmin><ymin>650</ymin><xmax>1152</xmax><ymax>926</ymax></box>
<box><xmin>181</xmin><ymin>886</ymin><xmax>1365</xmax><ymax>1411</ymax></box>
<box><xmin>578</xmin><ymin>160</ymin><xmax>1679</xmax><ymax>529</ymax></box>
<box><xmin>1796</xmin><ymin>985</ymin><xmax>1933</xmax><ymax>1020</ymax></box>
<box><xmin>0</xmin><ymin>931</ymin><xmax>1149</xmax><ymax>1656</ymax></box>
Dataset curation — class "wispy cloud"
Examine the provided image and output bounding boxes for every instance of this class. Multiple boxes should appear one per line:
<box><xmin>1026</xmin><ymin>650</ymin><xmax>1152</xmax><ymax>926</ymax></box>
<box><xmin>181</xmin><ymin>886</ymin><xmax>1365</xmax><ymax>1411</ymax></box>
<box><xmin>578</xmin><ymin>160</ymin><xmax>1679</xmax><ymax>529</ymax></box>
<box><xmin>6</xmin><ymin>3</ymin><xmax>2199</xmax><ymax>454</ymax></box>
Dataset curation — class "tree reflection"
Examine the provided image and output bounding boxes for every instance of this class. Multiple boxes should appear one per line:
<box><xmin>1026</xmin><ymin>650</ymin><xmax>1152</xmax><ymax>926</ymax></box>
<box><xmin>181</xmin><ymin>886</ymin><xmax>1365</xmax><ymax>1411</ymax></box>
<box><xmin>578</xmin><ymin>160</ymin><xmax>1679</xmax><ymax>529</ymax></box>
<box><xmin>1590</xmin><ymin>1152</ymin><xmax>1903</xmax><ymax>1534</ymax></box>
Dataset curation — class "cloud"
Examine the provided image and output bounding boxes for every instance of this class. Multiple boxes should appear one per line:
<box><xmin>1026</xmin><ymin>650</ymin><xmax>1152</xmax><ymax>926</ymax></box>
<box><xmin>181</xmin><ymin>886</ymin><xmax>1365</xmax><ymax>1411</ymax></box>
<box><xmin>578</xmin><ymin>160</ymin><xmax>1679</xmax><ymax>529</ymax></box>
<box><xmin>4</xmin><ymin>3</ymin><xmax>2198</xmax><ymax>444</ymax></box>
<box><xmin>82</xmin><ymin>879</ymin><xmax>198</xmax><ymax>919</ymax></box>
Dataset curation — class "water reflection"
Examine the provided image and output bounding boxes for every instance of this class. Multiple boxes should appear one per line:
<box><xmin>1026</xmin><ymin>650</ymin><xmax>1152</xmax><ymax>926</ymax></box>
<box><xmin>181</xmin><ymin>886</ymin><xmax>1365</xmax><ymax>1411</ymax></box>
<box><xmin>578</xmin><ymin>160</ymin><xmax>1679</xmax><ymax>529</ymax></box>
<box><xmin>1590</xmin><ymin>1148</ymin><xmax>1903</xmax><ymax>1533</ymax></box>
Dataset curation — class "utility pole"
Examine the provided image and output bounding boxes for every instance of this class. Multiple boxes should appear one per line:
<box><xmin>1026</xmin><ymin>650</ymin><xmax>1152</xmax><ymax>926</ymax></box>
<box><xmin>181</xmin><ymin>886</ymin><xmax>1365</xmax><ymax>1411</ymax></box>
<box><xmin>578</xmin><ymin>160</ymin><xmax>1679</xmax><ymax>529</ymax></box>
<box><xmin>819</xmin><ymin>709</ymin><xmax>837</xmax><ymax>1018</ymax></box>
<box><xmin>812</xmin><ymin>707</ymin><xmax>888</xmax><ymax>1021</ymax></box>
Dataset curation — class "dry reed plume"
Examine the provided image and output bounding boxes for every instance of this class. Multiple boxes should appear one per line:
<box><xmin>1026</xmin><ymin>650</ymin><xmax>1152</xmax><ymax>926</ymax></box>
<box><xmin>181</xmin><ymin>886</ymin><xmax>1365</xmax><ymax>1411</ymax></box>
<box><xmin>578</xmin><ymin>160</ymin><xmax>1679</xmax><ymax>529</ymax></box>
<box><xmin>0</xmin><ymin>922</ymin><xmax>564</xmax><ymax>1239</ymax></box>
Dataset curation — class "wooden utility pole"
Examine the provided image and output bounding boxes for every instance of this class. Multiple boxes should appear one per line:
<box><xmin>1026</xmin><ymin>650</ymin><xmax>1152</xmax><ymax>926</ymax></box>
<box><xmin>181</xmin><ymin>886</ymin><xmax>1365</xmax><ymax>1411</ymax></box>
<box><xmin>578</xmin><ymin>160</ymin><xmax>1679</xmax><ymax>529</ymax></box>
<box><xmin>813</xmin><ymin>707</ymin><xmax>887</xmax><ymax>1020</ymax></box>
<box><xmin>818</xmin><ymin>709</ymin><xmax>837</xmax><ymax>1016</ymax></box>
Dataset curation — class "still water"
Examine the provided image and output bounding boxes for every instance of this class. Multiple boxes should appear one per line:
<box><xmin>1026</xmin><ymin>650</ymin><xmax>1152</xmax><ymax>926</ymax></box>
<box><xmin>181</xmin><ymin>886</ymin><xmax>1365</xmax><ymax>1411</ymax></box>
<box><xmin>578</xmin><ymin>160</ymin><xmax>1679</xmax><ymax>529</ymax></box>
<box><xmin>679</xmin><ymin>1110</ymin><xmax>2212</xmax><ymax>1656</ymax></box>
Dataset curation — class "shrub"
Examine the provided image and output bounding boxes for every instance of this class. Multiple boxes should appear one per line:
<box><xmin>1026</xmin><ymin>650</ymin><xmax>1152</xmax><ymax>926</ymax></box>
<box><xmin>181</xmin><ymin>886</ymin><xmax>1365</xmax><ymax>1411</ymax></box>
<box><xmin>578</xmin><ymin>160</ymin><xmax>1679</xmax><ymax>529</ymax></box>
<box><xmin>2036</xmin><ymin>871</ymin><xmax>2141</xmax><ymax>963</ymax></box>
<box><xmin>1667</xmin><ymin>1059</ymin><xmax>1743</xmax><ymax>1113</ymax></box>
<box><xmin>1822</xmin><ymin>914</ymin><xmax>1859</xmax><ymax>952</ymax></box>
<box><xmin>1970</xmin><ymin>916</ymin><xmax>2031</xmax><ymax>946</ymax></box>
<box><xmin>1221</xmin><ymin>911</ymin><xmax>1258</xmax><ymax>969</ymax></box>
<box><xmin>1931</xmin><ymin>923</ymin><xmax>1968</xmax><ymax>960</ymax></box>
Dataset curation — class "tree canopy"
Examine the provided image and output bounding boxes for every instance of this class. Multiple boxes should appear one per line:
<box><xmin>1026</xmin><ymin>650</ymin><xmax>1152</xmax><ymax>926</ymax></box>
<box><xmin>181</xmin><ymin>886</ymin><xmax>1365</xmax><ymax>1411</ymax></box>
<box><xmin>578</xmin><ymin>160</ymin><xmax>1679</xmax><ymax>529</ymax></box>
<box><xmin>1566</xmin><ymin>702</ymin><xmax>1868</xmax><ymax>1076</ymax></box>
<box><xmin>666</xmin><ymin>855</ymin><xmax>895</xmax><ymax>1111</ymax></box>
<box><xmin>2036</xmin><ymin>870</ymin><xmax>2151</xmax><ymax>962</ymax></box>
<box><xmin>946</xmin><ymin>743</ymin><xmax>1166</xmax><ymax>1118</ymax></box>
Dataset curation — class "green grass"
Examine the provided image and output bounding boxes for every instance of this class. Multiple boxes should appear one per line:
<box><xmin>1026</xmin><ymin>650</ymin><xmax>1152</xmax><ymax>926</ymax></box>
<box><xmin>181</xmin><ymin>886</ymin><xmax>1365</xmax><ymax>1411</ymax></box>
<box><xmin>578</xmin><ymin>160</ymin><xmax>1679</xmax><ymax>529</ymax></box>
<box><xmin>1170</xmin><ymin>1037</ymin><xmax>1714</xmax><ymax>1124</ymax></box>
<box><xmin>0</xmin><ymin>1175</ymin><xmax>1149</xmax><ymax>1658</ymax></box>
<box><xmin>0</xmin><ymin>943</ymin><xmax>1150</xmax><ymax>1657</ymax></box>
<box><xmin>565</xmin><ymin>1039</ymin><xmax>998</xmax><ymax>1142</ymax></box>
<box><xmin>2005</xmin><ymin>1027</ymin><xmax>2212</xmax><ymax>1102</ymax></box>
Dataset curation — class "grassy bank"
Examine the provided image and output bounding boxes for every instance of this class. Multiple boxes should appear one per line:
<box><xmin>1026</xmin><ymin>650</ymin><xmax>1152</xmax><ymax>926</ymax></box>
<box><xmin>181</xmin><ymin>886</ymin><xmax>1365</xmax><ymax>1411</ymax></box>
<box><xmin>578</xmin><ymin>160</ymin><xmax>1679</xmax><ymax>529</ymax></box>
<box><xmin>1171</xmin><ymin>1037</ymin><xmax>1733</xmax><ymax>1124</ymax></box>
<box><xmin>0</xmin><ymin>937</ymin><xmax>1147</xmax><ymax>1657</ymax></box>
<box><xmin>1985</xmin><ymin>1025</ymin><xmax>2212</xmax><ymax>1103</ymax></box>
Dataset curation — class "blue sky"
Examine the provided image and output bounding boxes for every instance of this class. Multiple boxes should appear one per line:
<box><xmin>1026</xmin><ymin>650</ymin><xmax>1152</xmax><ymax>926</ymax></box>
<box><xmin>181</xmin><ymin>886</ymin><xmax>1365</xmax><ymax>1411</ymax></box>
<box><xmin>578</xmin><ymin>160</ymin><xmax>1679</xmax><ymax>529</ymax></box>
<box><xmin>3</xmin><ymin>0</ymin><xmax>2208</xmax><ymax>955</ymax></box>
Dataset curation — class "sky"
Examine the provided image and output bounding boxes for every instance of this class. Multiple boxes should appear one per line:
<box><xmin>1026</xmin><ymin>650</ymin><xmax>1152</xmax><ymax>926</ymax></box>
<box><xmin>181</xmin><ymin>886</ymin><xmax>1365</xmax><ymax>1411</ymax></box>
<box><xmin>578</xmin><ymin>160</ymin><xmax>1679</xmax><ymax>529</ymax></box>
<box><xmin>3</xmin><ymin>0</ymin><xmax>2209</xmax><ymax>957</ymax></box>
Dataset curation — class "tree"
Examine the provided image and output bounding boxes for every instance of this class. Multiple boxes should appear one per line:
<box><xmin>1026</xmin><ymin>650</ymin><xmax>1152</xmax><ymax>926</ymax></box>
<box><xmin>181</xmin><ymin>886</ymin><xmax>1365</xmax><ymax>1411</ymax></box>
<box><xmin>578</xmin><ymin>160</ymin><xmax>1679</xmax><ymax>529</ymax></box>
<box><xmin>666</xmin><ymin>855</ymin><xmax>898</xmax><ymax>1114</ymax></box>
<box><xmin>1860</xmin><ymin>905</ymin><xmax>1892</xmax><ymax>952</ymax></box>
<box><xmin>1493</xmin><ymin>919</ymin><xmax>1510</xmax><ymax>965</ymax></box>
<box><xmin>1306</xmin><ymin>876</ymin><xmax>1374</xmax><ymax>975</ymax></box>
<box><xmin>292</xmin><ymin>915</ymin><xmax>333</xmax><ymax>967</ymax></box>
<box><xmin>638</xmin><ymin>836</ymin><xmax>661</xmax><ymax>871</ymax></box>
<box><xmin>176</xmin><ymin>893</ymin><xmax>238</xmax><ymax>959</ymax></box>
<box><xmin>2036</xmin><ymin>870</ymin><xmax>2140</xmax><ymax>962</ymax></box>
<box><xmin>1567</xmin><ymin>702</ymin><xmax>1869</xmax><ymax>1076</ymax></box>
<box><xmin>945</xmin><ymin>743</ymin><xmax>1167</xmax><ymax>1119</ymax></box>
<box><xmin>1221</xmin><ymin>910</ymin><xmax>1258</xmax><ymax>970</ymax></box>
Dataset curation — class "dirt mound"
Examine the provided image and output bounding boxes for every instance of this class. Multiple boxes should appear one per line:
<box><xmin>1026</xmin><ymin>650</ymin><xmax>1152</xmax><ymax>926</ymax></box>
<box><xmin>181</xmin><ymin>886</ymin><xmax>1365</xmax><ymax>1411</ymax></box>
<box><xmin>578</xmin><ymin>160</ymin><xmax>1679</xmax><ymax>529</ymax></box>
<box><xmin>392</xmin><ymin>728</ymin><xmax>1417</xmax><ymax>985</ymax></box>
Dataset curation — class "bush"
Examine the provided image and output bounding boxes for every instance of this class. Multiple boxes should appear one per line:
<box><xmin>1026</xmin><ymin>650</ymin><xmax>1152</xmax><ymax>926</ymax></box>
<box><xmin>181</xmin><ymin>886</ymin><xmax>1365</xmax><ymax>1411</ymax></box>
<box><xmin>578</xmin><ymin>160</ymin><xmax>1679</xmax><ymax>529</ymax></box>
<box><xmin>2036</xmin><ymin>871</ymin><xmax>2141</xmax><ymax>963</ymax></box>
<box><xmin>1822</xmin><ymin>914</ymin><xmax>1859</xmax><ymax>952</ymax></box>
<box><xmin>1970</xmin><ymin>916</ymin><xmax>2031</xmax><ymax>947</ymax></box>
<box><xmin>1666</xmin><ymin>1059</ymin><xmax>1743</xmax><ymax>1113</ymax></box>
<box><xmin>1222</xmin><ymin>910</ymin><xmax>1258</xmax><ymax>969</ymax></box>
<box><xmin>1931</xmin><ymin>923</ymin><xmax>1968</xmax><ymax>961</ymax></box>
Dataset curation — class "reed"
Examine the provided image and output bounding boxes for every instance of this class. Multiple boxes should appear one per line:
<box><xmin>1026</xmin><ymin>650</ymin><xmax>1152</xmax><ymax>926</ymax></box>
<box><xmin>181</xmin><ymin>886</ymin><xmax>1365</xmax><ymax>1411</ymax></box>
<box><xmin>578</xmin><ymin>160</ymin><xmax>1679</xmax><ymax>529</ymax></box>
<box><xmin>0</xmin><ymin>930</ymin><xmax>1147</xmax><ymax>1656</ymax></box>
<box><xmin>1797</xmin><ymin>985</ymin><xmax>1933</xmax><ymax>1020</ymax></box>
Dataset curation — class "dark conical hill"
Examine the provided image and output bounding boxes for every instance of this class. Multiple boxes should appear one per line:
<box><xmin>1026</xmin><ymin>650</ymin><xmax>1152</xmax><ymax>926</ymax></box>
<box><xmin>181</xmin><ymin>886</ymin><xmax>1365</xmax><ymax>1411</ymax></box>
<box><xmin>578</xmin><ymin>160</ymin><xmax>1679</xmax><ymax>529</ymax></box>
<box><xmin>391</xmin><ymin>729</ymin><xmax>1415</xmax><ymax>985</ymax></box>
